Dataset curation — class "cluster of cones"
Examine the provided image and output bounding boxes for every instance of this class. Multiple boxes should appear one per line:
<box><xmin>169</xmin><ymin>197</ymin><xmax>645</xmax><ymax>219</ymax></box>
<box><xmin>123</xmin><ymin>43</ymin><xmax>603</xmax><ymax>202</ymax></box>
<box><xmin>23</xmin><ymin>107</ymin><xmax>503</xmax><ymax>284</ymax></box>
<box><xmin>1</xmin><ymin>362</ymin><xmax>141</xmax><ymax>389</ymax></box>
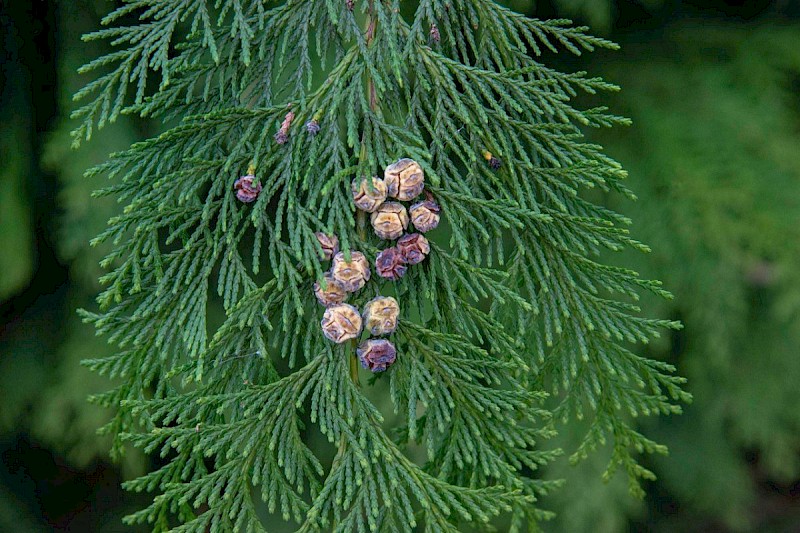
<box><xmin>353</xmin><ymin>158</ymin><xmax>440</xmax><ymax>279</ymax></box>
<box><xmin>312</xmin><ymin>158</ymin><xmax>442</xmax><ymax>372</ymax></box>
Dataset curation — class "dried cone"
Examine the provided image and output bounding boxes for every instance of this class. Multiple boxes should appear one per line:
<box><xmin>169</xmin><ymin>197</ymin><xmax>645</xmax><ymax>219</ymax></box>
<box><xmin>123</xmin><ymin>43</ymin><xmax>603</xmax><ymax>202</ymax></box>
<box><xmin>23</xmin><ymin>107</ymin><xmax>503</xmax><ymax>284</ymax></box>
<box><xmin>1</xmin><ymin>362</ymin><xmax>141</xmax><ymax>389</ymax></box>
<box><xmin>321</xmin><ymin>304</ymin><xmax>362</xmax><ymax>343</ymax></box>
<box><xmin>363</xmin><ymin>296</ymin><xmax>400</xmax><ymax>336</ymax></box>
<box><xmin>370</xmin><ymin>202</ymin><xmax>409</xmax><ymax>240</ymax></box>
<box><xmin>409</xmin><ymin>200</ymin><xmax>440</xmax><ymax>233</ymax></box>
<box><xmin>314</xmin><ymin>232</ymin><xmax>339</xmax><ymax>261</ymax></box>
<box><xmin>357</xmin><ymin>339</ymin><xmax>397</xmax><ymax>372</ymax></box>
<box><xmin>384</xmin><ymin>158</ymin><xmax>425</xmax><ymax>201</ymax></box>
<box><xmin>352</xmin><ymin>176</ymin><xmax>388</xmax><ymax>213</ymax></box>
<box><xmin>313</xmin><ymin>273</ymin><xmax>347</xmax><ymax>307</ymax></box>
<box><xmin>375</xmin><ymin>247</ymin><xmax>407</xmax><ymax>280</ymax></box>
<box><xmin>233</xmin><ymin>175</ymin><xmax>262</xmax><ymax>203</ymax></box>
<box><xmin>396</xmin><ymin>233</ymin><xmax>430</xmax><ymax>265</ymax></box>
<box><xmin>331</xmin><ymin>251</ymin><xmax>371</xmax><ymax>292</ymax></box>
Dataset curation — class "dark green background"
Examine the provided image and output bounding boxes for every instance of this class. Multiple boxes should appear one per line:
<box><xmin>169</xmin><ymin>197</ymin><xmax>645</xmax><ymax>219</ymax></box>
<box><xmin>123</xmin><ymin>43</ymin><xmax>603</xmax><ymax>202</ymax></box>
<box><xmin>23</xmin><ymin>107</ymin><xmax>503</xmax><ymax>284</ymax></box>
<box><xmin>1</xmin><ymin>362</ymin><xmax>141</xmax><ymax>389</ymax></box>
<box><xmin>2</xmin><ymin>0</ymin><xmax>800</xmax><ymax>531</ymax></box>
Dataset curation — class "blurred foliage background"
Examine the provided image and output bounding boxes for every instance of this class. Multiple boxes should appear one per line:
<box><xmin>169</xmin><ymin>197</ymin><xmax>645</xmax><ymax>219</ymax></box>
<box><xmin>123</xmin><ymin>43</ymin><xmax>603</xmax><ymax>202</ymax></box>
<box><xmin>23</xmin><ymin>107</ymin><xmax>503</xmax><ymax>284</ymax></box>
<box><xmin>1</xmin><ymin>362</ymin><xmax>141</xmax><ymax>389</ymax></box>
<box><xmin>2</xmin><ymin>0</ymin><xmax>800</xmax><ymax>531</ymax></box>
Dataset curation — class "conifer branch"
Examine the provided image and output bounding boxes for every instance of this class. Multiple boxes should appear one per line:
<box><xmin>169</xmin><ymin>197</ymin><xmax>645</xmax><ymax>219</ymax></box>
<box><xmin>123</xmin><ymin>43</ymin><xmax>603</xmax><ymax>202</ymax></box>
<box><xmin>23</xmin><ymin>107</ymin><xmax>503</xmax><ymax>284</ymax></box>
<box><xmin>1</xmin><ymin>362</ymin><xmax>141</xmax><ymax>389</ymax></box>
<box><xmin>76</xmin><ymin>0</ymin><xmax>687</xmax><ymax>529</ymax></box>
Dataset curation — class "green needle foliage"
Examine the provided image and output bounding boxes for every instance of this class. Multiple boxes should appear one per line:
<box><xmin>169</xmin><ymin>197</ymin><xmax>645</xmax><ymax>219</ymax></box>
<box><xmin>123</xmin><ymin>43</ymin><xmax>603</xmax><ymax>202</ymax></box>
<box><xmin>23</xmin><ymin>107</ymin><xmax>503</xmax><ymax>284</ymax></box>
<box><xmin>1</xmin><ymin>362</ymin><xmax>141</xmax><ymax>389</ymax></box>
<box><xmin>74</xmin><ymin>0</ymin><xmax>689</xmax><ymax>530</ymax></box>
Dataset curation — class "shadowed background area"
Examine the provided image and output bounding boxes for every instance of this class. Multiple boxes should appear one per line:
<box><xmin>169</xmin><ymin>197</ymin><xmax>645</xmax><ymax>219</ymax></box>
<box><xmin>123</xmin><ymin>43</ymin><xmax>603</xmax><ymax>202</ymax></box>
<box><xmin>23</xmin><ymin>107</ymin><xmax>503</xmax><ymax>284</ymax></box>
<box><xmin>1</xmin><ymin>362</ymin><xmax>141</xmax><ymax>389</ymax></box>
<box><xmin>1</xmin><ymin>0</ymin><xmax>799</xmax><ymax>531</ymax></box>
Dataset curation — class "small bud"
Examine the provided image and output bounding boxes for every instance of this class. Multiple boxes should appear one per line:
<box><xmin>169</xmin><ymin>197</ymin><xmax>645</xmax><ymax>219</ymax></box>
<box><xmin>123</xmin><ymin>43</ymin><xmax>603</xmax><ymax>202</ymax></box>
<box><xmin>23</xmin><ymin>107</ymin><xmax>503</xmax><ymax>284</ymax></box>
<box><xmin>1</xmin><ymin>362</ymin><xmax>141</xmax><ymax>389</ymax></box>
<box><xmin>357</xmin><ymin>339</ymin><xmax>397</xmax><ymax>372</ymax></box>
<box><xmin>409</xmin><ymin>200</ymin><xmax>440</xmax><ymax>233</ymax></box>
<box><xmin>397</xmin><ymin>233</ymin><xmax>430</xmax><ymax>265</ymax></box>
<box><xmin>274</xmin><ymin>130</ymin><xmax>289</xmax><ymax>145</ymax></box>
<box><xmin>363</xmin><ymin>296</ymin><xmax>400</xmax><ymax>336</ymax></box>
<box><xmin>375</xmin><ymin>247</ymin><xmax>407</xmax><ymax>280</ymax></box>
<box><xmin>314</xmin><ymin>232</ymin><xmax>339</xmax><ymax>261</ymax></box>
<box><xmin>306</xmin><ymin>119</ymin><xmax>321</xmax><ymax>135</ymax></box>
<box><xmin>371</xmin><ymin>202</ymin><xmax>409</xmax><ymax>240</ymax></box>
<box><xmin>352</xmin><ymin>176</ymin><xmax>388</xmax><ymax>213</ymax></box>
<box><xmin>233</xmin><ymin>175</ymin><xmax>262</xmax><ymax>203</ymax></box>
<box><xmin>313</xmin><ymin>273</ymin><xmax>348</xmax><ymax>306</ymax></box>
<box><xmin>331</xmin><ymin>251</ymin><xmax>371</xmax><ymax>292</ymax></box>
<box><xmin>345</xmin><ymin>0</ymin><xmax>354</xmax><ymax>10</ymax></box>
<box><xmin>384</xmin><ymin>158</ymin><xmax>425</xmax><ymax>201</ymax></box>
<box><xmin>321</xmin><ymin>304</ymin><xmax>362</xmax><ymax>343</ymax></box>
<box><xmin>275</xmin><ymin>110</ymin><xmax>296</xmax><ymax>145</ymax></box>
<box><xmin>430</xmin><ymin>24</ymin><xmax>440</xmax><ymax>43</ymax></box>
<box><xmin>482</xmin><ymin>150</ymin><xmax>501</xmax><ymax>170</ymax></box>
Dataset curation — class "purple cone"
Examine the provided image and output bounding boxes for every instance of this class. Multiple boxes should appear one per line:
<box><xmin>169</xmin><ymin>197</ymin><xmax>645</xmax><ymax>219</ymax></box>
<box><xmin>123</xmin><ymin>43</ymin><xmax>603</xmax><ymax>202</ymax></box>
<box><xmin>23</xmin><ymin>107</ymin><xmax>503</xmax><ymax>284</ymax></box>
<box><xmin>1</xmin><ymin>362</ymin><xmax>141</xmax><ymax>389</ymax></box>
<box><xmin>376</xmin><ymin>247</ymin><xmax>407</xmax><ymax>280</ymax></box>
<box><xmin>357</xmin><ymin>339</ymin><xmax>397</xmax><ymax>372</ymax></box>
<box><xmin>234</xmin><ymin>175</ymin><xmax>262</xmax><ymax>203</ymax></box>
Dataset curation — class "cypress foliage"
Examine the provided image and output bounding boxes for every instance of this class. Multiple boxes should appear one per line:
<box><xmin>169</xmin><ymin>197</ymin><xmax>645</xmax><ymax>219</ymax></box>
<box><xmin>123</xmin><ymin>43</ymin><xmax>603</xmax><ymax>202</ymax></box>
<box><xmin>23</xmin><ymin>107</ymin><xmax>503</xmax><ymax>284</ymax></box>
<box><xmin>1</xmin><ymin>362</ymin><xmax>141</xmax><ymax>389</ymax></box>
<box><xmin>579</xmin><ymin>24</ymin><xmax>800</xmax><ymax>531</ymax></box>
<box><xmin>74</xmin><ymin>1</ymin><xmax>689</xmax><ymax>530</ymax></box>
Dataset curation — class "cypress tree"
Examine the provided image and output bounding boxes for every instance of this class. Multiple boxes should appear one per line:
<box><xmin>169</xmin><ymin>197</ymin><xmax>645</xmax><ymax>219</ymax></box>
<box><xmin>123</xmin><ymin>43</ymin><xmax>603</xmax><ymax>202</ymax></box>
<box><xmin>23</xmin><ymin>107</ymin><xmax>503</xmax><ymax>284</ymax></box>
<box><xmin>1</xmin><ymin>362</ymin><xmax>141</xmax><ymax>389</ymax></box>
<box><xmin>73</xmin><ymin>1</ymin><xmax>690</xmax><ymax>530</ymax></box>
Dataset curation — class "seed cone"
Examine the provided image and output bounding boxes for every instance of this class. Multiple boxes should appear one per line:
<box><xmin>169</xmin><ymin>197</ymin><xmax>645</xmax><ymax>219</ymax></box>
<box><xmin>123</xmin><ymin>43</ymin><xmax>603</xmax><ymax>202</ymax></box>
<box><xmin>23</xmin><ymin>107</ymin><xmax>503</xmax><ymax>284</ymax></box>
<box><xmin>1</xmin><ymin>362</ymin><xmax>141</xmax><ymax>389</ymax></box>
<box><xmin>397</xmin><ymin>233</ymin><xmax>430</xmax><ymax>265</ymax></box>
<box><xmin>363</xmin><ymin>296</ymin><xmax>400</xmax><ymax>335</ymax></box>
<box><xmin>384</xmin><ymin>158</ymin><xmax>425</xmax><ymax>201</ymax></box>
<box><xmin>371</xmin><ymin>202</ymin><xmax>409</xmax><ymax>240</ymax></box>
<box><xmin>313</xmin><ymin>272</ymin><xmax>347</xmax><ymax>306</ymax></box>
<box><xmin>409</xmin><ymin>200</ymin><xmax>440</xmax><ymax>233</ymax></box>
<box><xmin>331</xmin><ymin>251</ymin><xmax>371</xmax><ymax>292</ymax></box>
<box><xmin>321</xmin><ymin>304</ymin><xmax>362</xmax><ymax>343</ymax></box>
<box><xmin>233</xmin><ymin>175</ymin><xmax>262</xmax><ymax>203</ymax></box>
<box><xmin>375</xmin><ymin>247</ymin><xmax>407</xmax><ymax>280</ymax></box>
<box><xmin>352</xmin><ymin>176</ymin><xmax>388</xmax><ymax>213</ymax></box>
<box><xmin>357</xmin><ymin>339</ymin><xmax>397</xmax><ymax>372</ymax></box>
<box><xmin>314</xmin><ymin>232</ymin><xmax>339</xmax><ymax>261</ymax></box>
